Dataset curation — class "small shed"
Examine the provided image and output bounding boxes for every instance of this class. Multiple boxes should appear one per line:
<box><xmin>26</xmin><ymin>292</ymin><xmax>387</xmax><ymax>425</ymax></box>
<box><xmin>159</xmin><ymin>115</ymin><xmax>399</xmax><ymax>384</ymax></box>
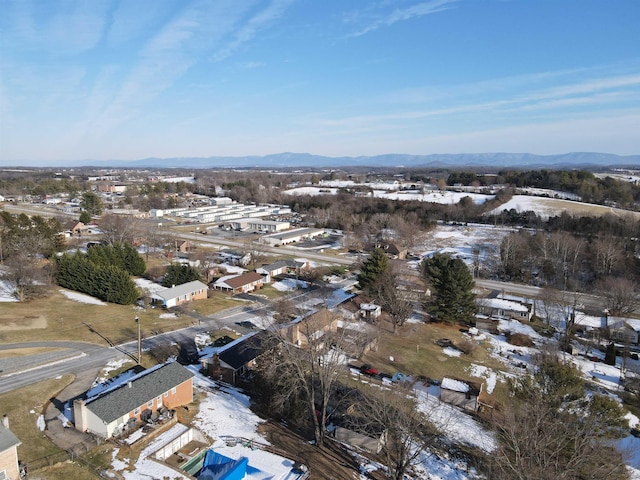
<box><xmin>440</xmin><ymin>377</ymin><xmax>483</xmax><ymax>412</ymax></box>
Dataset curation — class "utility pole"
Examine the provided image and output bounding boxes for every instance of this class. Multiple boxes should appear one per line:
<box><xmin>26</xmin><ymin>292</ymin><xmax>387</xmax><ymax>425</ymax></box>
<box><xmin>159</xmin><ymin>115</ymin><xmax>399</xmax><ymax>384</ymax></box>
<box><xmin>135</xmin><ymin>316</ymin><xmax>141</xmax><ymax>364</ymax></box>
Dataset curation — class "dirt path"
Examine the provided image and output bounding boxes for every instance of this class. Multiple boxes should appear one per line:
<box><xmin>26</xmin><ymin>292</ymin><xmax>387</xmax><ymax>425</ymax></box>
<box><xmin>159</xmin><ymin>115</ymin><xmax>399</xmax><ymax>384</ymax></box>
<box><xmin>259</xmin><ymin>420</ymin><xmax>366</xmax><ymax>480</ymax></box>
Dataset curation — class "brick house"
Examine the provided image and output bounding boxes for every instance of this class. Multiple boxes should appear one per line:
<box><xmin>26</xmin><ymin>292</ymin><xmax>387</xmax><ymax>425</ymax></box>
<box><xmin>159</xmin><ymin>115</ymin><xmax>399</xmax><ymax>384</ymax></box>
<box><xmin>212</xmin><ymin>272</ymin><xmax>264</xmax><ymax>294</ymax></box>
<box><xmin>73</xmin><ymin>362</ymin><xmax>194</xmax><ymax>439</ymax></box>
<box><xmin>150</xmin><ymin>280</ymin><xmax>209</xmax><ymax>308</ymax></box>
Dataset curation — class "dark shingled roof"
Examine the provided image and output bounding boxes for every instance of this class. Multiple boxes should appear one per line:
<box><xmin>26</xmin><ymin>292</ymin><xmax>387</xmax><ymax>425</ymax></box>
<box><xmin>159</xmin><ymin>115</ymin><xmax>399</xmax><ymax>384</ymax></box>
<box><xmin>219</xmin><ymin>330</ymin><xmax>273</xmax><ymax>370</ymax></box>
<box><xmin>85</xmin><ymin>362</ymin><xmax>194</xmax><ymax>423</ymax></box>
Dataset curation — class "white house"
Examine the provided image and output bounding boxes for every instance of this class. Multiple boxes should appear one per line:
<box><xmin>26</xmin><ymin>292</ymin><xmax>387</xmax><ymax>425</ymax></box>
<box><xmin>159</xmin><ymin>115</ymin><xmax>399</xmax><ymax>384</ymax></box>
<box><xmin>150</xmin><ymin>280</ymin><xmax>208</xmax><ymax>308</ymax></box>
<box><xmin>477</xmin><ymin>297</ymin><xmax>533</xmax><ymax>321</ymax></box>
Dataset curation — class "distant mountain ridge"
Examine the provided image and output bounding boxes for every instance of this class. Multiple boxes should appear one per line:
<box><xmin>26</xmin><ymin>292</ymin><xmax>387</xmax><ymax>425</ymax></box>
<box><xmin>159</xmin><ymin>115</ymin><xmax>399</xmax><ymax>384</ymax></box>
<box><xmin>9</xmin><ymin>152</ymin><xmax>640</xmax><ymax>169</ymax></box>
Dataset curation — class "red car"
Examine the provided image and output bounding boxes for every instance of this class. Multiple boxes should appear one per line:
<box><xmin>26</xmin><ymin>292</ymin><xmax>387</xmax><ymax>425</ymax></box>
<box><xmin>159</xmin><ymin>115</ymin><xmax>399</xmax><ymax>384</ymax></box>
<box><xmin>360</xmin><ymin>364</ymin><xmax>379</xmax><ymax>376</ymax></box>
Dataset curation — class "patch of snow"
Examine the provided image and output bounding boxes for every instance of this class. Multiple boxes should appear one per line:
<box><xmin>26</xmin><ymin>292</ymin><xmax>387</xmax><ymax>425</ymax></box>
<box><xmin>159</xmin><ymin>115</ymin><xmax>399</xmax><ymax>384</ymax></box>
<box><xmin>271</xmin><ymin>278</ymin><xmax>309</xmax><ymax>291</ymax></box>
<box><xmin>0</xmin><ymin>279</ymin><xmax>17</xmax><ymax>302</ymax></box>
<box><xmin>59</xmin><ymin>289</ymin><xmax>106</xmax><ymax>305</ymax></box>
<box><xmin>442</xmin><ymin>347</ymin><xmax>462</xmax><ymax>357</ymax></box>
<box><xmin>467</xmin><ymin>364</ymin><xmax>498</xmax><ymax>394</ymax></box>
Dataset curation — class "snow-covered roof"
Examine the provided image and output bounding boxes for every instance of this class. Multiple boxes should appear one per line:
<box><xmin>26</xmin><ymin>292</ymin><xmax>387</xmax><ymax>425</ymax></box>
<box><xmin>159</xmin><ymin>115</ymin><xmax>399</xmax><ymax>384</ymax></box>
<box><xmin>574</xmin><ymin>312</ymin><xmax>606</xmax><ymax>330</ymax></box>
<box><xmin>360</xmin><ymin>303</ymin><xmax>380</xmax><ymax>311</ymax></box>
<box><xmin>481</xmin><ymin>298</ymin><xmax>528</xmax><ymax>312</ymax></box>
<box><xmin>624</xmin><ymin>319</ymin><xmax>640</xmax><ymax>333</ymax></box>
<box><xmin>441</xmin><ymin>377</ymin><xmax>470</xmax><ymax>393</ymax></box>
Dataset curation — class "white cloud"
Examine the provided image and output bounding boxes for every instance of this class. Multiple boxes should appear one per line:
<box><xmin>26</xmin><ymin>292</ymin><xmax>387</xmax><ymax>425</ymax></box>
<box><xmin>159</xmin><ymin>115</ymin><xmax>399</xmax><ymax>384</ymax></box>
<box><xmin>348</xmin><ymin>0</ymin><xmax>459</xmax><ymax>37</ymax></box>
<box><xmin>211</xmin><ymin>0</ymin><xmax>295</xmax><ymax>62</ymax></box>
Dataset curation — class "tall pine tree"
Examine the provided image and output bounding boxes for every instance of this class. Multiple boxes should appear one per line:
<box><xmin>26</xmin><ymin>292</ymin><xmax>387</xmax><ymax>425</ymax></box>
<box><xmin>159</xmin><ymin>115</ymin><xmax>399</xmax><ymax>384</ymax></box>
<box><xmin>421</xmin><ymin>253</ymin><xmax>476</xmax><ymax>324</ymax></box>
<box><xmin>357</xmin><ymin>248</ymin><xmax>389</xmax><ymax>295</ymax></box>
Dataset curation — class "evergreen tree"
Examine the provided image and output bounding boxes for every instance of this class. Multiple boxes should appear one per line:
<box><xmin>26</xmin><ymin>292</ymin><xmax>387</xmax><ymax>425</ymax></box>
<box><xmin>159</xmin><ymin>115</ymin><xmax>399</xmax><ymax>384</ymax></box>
<box><xmin>357</xmin><ymin>248</ymin><xmax>389</xmax><ymax>294</ymax></box>
<box><xmin>80</xmin><ymin>191</ymin><xmax>103</xmax><ymax>216</ymax></box>
<box><xmin>79</xmin><ymin>210</ymin><xmax>91</xmax><ymax>224</ymax></box>
<box><xmin>605</xmin><ymin>342</ymin><xmax>617</xmax><ymax>366</ymax></box>
<box><xmin>421</xmin><ymin>253</ymin><xmax>476</xmax><ymax>324</ymax></box>
<box><xmin>162</xmin><ymin>264</ymin><xmax>201</xmax><ymax>287</ymax></box>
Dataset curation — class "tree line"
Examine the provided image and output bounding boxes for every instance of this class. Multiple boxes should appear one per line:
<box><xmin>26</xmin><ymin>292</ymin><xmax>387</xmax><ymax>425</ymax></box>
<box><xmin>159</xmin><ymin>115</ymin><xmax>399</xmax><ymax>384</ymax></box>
<box><xmin>55</xmin><ymin>243</ymin><xmax>143</xmax><ymax>305</ymax></box>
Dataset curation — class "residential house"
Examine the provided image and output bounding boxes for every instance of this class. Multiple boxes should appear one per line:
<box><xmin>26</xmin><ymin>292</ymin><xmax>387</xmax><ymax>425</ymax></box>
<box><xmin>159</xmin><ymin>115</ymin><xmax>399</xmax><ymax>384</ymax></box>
<box><xmin>176</xmin><ymin>240</ymin><xmax>192</xmax><ymax>253</ymax></box>
<box><xmin>377</xmin><ymin>242</ymin><xmax>407</xmax><ymax>260</ymax></box>
<box><xmin>440</xmin><ymin>377</ymin><xmax>483</xmax><ymax>412</ymax></box>
<box><xmin>150</xmin><ymin>280</ymin><xmax>209</xmax><ymax>308</ymax></box>
<box><xmin>64</xmin><ymin>220</ymin><xmax>87</xmax><ymax>237</ymax></box>
<box><xmin>607</xmin><ymin>317</ymin><xmax>640</xmax><ymax>345</ymax></box>
<box><xmin>477</xmin><ymin>297</ymin><xmax>533</xmax><ymax>321</ymax></box>
<box><xmin>340</xmin><ymin>295</ymin><xmax>381</xmax><ymax>322</ymax></box>
<box><xmin>0</xmin><ymin>417</ymin><xmax>21</xmax><ymax>480</ymax></box>
<box><xmin>73</xmin><ymin>361</ymin><xmax>194</xmax><ymax>439</ymax></box>
<box><xmin>212</xmin><ymin>272</ymin><xmax>264</xmax><ymax>294</ymax></box>
<box><xmin>203</xmin><ymin>330</ymin><xmax>273</xmax><ymax>385</ymax></box>
<box><xmin>286</xmin><ymin>308</ymin><xmax>339</xmax><ymax>348</ymax></box>
<box><xmin>256</xmin><ymin>259</ymin><xmax>309</xmax><ymax>283</ymax></box>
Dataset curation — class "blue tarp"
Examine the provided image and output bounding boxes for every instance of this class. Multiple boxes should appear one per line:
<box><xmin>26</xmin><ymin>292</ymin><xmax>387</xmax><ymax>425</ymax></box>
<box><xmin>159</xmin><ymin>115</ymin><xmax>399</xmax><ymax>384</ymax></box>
<box><xmin>198</xmin><ymin>450</ymin><xmax>248</xmax><ymax>480</ymax></box>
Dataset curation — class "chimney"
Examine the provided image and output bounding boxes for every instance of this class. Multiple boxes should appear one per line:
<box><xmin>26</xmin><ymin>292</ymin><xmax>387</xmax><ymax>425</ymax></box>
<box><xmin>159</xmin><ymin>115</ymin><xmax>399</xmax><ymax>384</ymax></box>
<box><xmin>2</xmin><ymin>414</ymin><xmax>8</xmax><ymax>428</ymax></box>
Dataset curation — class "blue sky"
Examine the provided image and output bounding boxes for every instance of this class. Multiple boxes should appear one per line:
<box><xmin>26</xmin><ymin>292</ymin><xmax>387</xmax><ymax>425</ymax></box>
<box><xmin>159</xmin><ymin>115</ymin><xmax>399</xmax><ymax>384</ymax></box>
<box><xmin>1</xmin><ymin>0</ymin><xmax>639</xmax><ymax>164</ymax></box>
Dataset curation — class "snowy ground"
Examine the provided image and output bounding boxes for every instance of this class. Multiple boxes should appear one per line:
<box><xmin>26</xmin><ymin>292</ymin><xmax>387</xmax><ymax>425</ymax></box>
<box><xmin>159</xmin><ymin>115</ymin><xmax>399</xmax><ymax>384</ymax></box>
<box><xmin>0</xmin><ymin>278</ymin><xmax>17</xmax><ymax>302</ymax></box>
<box><xmin>134</xmin><ymin>277</ymin><xmax>167</xmax><ymax>295</ymax></box>
<box><xmin>58</xmin><ymin>289</ymin><xmax>106</xmax><ymax>305</ymax></box>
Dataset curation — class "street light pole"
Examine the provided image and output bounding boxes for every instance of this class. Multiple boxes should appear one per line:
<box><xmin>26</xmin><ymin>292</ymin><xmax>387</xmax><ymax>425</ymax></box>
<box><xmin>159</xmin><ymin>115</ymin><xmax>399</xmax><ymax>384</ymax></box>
<box><xmin>135</xmin><ymin>316</ymin><xmax>141</xmax><ymax>364</ymax></box>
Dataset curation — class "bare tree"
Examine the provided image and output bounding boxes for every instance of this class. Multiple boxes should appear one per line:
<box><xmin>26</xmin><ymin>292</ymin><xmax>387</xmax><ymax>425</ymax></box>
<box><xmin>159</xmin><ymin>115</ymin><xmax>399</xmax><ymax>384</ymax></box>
<box><xmin>376</xmin><ymin>269</ymin><xmax>414</xmax><ymax>333</ymax></box>
<box><xmin>598</xmin><ymin>276</ymin><xmax>639</xmax><ymax>316</ymax></box>
<box><xmin>592</xmin><ymin>235</ymin><xmax>623</xmax><ymax>278</ymax></box>
<box><xmin>259</xmin><ymin>309</ymin><xmax>354</xmax><ymax>447</ymax></box>
<box><xmin>349</xmin><ymin>387</ymin><xmax>442</xmax><ymax>480</ymax></box>
<box><xmin>4</xmin><ymin>253</ymin><xmax>49</xmax><ymax>301</ymax></box>
<box><xmin>487</xmin><ymin>357</ymin><xmax>629</xmax><ymax>480</ymax></box>
<box><xmin>98</xmin><ymin>213</ymin><xmax>141</xmax><ymax>245</ymax></box>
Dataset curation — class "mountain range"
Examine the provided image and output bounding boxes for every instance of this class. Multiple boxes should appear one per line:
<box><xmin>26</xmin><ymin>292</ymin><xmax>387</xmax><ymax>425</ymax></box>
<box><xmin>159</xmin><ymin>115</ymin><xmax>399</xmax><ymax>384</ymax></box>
<box><xmin>9</xmin><ymin>152</ymin><xmax>640</xmax><ymax>169</ymax></box>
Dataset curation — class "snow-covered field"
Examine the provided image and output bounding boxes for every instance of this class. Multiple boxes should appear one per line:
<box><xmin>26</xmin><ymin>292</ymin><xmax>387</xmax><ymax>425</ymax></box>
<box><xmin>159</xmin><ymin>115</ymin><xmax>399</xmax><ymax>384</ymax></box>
<box><xmin>488</xmin><ymin>194</ymin><xmax>640</xmax><ymax>219</ymax></box>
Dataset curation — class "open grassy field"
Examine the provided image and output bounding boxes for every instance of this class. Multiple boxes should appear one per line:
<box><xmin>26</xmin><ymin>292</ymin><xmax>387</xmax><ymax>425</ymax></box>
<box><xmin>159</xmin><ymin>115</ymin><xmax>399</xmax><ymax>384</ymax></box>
<box><xmin>0</xmin><ymin>286</ymin><xmax>249</xmax><ymax>346</ymax></box>
<box><xmin>360</xmin><ymin>318</ymin><xmax>509</xmax><ymax>399</ymax></box>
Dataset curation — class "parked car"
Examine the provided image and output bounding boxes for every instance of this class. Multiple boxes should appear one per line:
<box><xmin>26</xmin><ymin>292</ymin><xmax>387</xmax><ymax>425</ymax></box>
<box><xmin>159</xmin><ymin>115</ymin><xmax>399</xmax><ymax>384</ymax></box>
<box><xmin>360</xmin><ymin>364</ymin><xmax>379</xmax><ymax>376</ymax></box>
<box><xmin>392</xmin><ymin>372</ymin><xmax>413</xmax><ymax>384</ymax></box>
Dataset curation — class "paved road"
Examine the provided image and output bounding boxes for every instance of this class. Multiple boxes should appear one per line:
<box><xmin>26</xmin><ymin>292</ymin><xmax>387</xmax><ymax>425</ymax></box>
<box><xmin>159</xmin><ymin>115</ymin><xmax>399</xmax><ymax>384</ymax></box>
<box><xmin>0</xmin><ymin>341</ymin><xmax>116</xmax><ymax>395</ymax></box>
<box><xmin>0</xmin><ymin>288</ymin><xmax>322</xmax><ymax>395</ymax></box>
<box><xmin>475</xmin><ymin>279</ymin><xmax>607</xmax><ymax>314</ymax></box>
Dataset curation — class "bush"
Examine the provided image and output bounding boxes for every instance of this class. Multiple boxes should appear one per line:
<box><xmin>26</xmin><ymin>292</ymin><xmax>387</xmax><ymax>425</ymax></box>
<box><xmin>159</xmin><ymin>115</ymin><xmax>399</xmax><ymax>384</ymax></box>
<box><xmin>456</xmin><ymin>338</ymin><xmax>477</xmax><ymax>355</ymax></box>
<box><xmin>508</xmin><ymin>333</ymin><xmax>534</xmax><ymax>347</ymax></box>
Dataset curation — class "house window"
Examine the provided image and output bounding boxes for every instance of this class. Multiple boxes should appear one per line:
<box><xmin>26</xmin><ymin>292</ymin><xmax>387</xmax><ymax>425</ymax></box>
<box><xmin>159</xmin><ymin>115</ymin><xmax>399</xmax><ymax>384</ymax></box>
<box><xmin>157</xmin><ymin>395</ymin><xmax>162</xmax><ymax>406</ymax></box>
<box><xmin>147</xmin><ymin>400</ymin><xmax>153</xmax><ymax>408</ymax></box>
<box><xmin>171</xmin><ymin>386</ymin><xmax>177</xmax><ymax>394</ymax></box>
<box><xmin>164</xmin><ymin>391</ymin><xmax>168</xmax><ymax>397</ymax></box>
<box><xmin>134</xmin><ymin>407</ymin><xmax>140</xmax><ymax>415</ymax></box>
